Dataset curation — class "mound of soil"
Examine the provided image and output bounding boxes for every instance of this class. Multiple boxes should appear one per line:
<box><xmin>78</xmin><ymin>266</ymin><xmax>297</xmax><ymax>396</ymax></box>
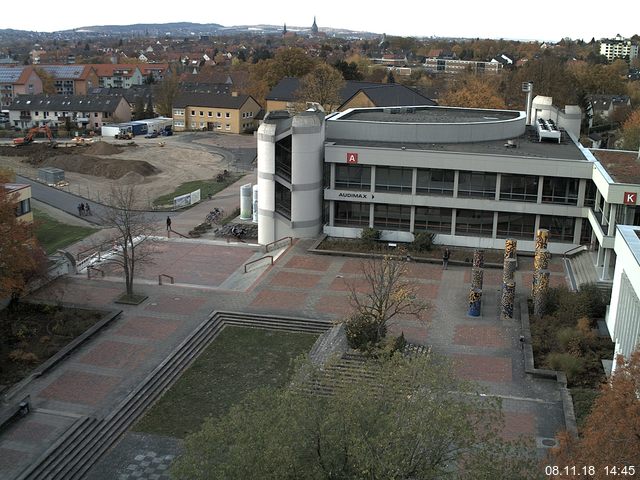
<box><xmin>41</xmin><ymin>155</ymin><xmax>160</xmax><ymax>180</ymax></box>
<box><xmin>0</xmin><ymin>143</ymin><xmax>68</xmax><ymax>163</ymax></box>
<box><xmin>83</xmin><ymin>141</ymin><xmax>123</xmax><ymax>156</ymax></box>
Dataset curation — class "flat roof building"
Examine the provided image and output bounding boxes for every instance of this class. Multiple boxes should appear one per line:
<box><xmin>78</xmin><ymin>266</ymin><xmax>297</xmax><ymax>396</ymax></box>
<box><xmin>257</xmin><ymin>104</ymin><xmax>640</xmax><ymax>283</ymax></box>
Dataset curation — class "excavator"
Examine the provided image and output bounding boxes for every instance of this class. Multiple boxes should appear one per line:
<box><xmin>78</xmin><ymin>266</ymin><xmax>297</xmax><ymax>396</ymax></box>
<box><xmin>13</xmin><ymin>125</ymin><xmax>57</xmax><ymax>147</ymax></box>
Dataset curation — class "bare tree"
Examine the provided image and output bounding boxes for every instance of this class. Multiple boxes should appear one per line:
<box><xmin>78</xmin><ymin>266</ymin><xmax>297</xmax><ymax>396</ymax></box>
<box><xmin>100</xmin><ymin>185</ymin><xmax>156</xmax><ymax>298</ymax></box>
<box><xmin>346</xmin><ymin>253</ymin><xmax>429</xmax><ymax>346</ymax></box>
<box><xmin>294</xmin><ymin>63</ymin><xmax>345</xmax><ymax>113</ymax></box>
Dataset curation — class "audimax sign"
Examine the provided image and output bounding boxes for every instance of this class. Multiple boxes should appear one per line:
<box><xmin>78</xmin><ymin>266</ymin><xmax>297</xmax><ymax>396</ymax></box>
<box><xmin>338</xmin><ymin>192</ymin><xmax>369</xmax><ymax>199</ymax></box>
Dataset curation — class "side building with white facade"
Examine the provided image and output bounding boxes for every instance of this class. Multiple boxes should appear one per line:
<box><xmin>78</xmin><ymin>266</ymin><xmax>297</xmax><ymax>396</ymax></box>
<box><xmin>606</xmin><ymin>225</ymin><xmax>640</xmax><ymax>372</ymax></box>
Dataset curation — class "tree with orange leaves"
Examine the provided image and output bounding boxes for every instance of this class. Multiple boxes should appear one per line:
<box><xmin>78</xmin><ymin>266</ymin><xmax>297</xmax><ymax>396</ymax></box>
<box><xmin>0</xmin><ymin>172</ymin><xmax>47</xmax><ymax>336</ymax></box>
<box><xmin>548</xmin><ymin>348</ymin><xmax>640</xmax><ymax>479</ymax></box>
<box><xmin>440</xmin><ymin>74</ymin><xmax>507</xmax><ymax>110</ymax></box>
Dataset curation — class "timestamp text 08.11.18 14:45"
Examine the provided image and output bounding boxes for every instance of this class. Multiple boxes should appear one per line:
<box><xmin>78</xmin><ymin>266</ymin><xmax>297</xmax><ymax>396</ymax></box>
<box><xmin>545</xmin><ymin>466</ymin><xmax>636</xmax><ymax>476</ymax></box>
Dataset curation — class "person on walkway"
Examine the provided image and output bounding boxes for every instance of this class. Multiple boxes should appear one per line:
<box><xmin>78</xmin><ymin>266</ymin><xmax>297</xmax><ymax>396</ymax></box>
<box><xmin>79</xmin><ymin>203</ymin><xmax>84</xmax><ymax>216</ymax></box>
<box><xmin>166</xmin><ymin>216</ymin><xmax>172</xmax><ymax>231</ymax></box>
<box><xmin>85</xmin><ymin>202</ymin><xmax>91</xmax><ymax>216</ymax></box>
<box><xmin>442</xmin><ymin>247</ymin><xmax>450</xmax><ymax>270</ymax></box>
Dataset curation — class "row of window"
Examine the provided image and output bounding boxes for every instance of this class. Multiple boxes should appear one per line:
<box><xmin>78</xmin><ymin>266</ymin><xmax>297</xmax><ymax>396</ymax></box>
<box><xmin>175</xmin><ymin>110</ymin><xmax>255</xmax><ymax>119</ymax></box>
<box><xmin>333</xmin><ymin>201</ymin><xmax>577</xmax><ymax>242</ymax></box>
<box><xmin>334</xmin><ymin>165</ymin><xmax>584</xmax><ymax>206</ymax></box>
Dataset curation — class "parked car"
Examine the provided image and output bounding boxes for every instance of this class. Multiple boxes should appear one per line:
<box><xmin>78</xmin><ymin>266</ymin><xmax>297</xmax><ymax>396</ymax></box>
<box><xmin>144</xmin><ymin>131</ymin><xmax>159</xmax><ymax>139</ymax></box>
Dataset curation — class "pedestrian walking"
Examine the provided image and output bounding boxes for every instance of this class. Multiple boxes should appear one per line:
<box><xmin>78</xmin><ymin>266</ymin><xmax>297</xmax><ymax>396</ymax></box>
<box><xmin>166</xmin><ymin>216</ymin><xmax>172</xmax><ymax>231</ymax></box>
<box><xmin>79</xmin><ymin>203</ymin><xmax>85</xmax><ymax>216</ymax></box>
<box><xmin>85</xmin><ymin>202</ymin><xmax>91</xmax><ymax>216</ymax></box>
<box><xmin>77</xmin><ymin>203</ymin><xmax>82</xmax><ymax>216</ymax></box>
<box><xmin>442</xmin><ymin>247</ymin><xmax>450</xmax><ymax>270</ymax></box>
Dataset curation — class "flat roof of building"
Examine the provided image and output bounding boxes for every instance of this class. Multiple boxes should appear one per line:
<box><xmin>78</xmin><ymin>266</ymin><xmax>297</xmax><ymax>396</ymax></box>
<box><xmin>590</xmin><ymin>150</ymin><xmax>640</xmax><ymax>184</ymax></box>
<box><xmin>617</xmin><ymin>225</ymin><xmax>640</xmax><ymax>266</ymax></box>
<box><xmin>328</xmin><ymin>127</ymin><xmax>588</xmax><ymax>161</ymax></box>
<box><xmin>2</xmin><ymin>183</ymin><xmax>30</xmax><ymax>192</ymax></box>
<box><xmin>334</xmin><ymin>106</ymin><xmax>520</xmax><ymax>124</ymax></box>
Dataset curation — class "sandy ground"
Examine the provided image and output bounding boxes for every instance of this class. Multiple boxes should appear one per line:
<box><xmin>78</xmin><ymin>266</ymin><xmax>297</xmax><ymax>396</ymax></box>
<box><xmin>0</xmin><ymin>133</ymin><xmax>253</xmax><ymax>209</ymax></box>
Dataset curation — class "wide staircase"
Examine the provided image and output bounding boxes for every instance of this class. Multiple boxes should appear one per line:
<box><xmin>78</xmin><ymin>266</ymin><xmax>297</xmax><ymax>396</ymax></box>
<box><xmin>16</xmin><ymin>312</ymin><xmax>331</xmax><ymax>480</ymax></box>
<box><xmin>564</xmin><ymin>249</ymin><xmax>612</xmax><ymax>297</ymax></box>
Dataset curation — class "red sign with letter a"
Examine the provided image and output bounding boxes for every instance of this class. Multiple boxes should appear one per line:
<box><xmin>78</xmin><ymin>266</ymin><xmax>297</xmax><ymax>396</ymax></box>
<box><xmin>624</xmin><ymin>192</ymin><xmax>637</xmax><ymax>205</ymax></box>
<box><xmin>346</xmin><ymin>152</ymin><xmax>358</xmax><ymax>164</ymax></box>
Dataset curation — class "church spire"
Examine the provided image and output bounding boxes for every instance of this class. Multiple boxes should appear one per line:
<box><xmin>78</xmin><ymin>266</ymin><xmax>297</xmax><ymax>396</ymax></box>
<box><xmin>311</xmin><ymin>16</ymin><xmax>318</xmax><ymax>34</ymax></box>
<box><xmin>283</xmin><ymin>23</ymin><xmax>287</xmax><ymax>35</ymax></box>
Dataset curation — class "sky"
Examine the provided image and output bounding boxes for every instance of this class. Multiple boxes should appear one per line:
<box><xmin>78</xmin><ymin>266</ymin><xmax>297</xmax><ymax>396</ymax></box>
<box><xmin>3</xmin><ymin>0</ymin><xmax>639</xmax><ymax>42</ymax></box>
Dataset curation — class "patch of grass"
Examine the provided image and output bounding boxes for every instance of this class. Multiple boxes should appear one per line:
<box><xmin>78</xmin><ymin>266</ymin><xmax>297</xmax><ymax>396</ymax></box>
<box><xmin>152</xmin><ymin>174</ymin><xmax>243</xmax><ymax>207</ymax></box>
<box><xmin>132</xmin><ymin>326</ymin><xmax>318</xmax><ymax>439</ymax></box>
<box><xmin>33</xmin><ymin>209</ymin><xmax>96</xmax><ymax>254</ymax></box>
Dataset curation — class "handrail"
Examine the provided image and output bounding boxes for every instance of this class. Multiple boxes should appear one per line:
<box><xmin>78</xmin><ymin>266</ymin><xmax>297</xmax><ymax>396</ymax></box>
<box><xmin>76</xmin><ymin>240</ymin><xmax>111</xmax><ymax>261</ymax></box>
<box><xmin>169</xmin><ymin>228</ymin><xmax>189</xmax><ymax>239</ymax></box>
<box><xmin>158</xmin><ymin>274</ymin><xmax>175</xmax><ymax>285</ymax></box>
<box><xmin>244</xmin><ymin>255</ymin><xmax>274</xmax><ymax>273</ymax></box>
<box><xmin>87</xmin><ymin>266</ymin><xmax>105</xmax><ymax>279</ymax></box>
<box><xmin>563</xmin><ymin>245</ymin><xmax>587</xmax><ymax>259</ymax></box>
<box><xmin>264</xmin><ymin>236</ymin><xmax>293</xmax><ymax>253</ymax></box>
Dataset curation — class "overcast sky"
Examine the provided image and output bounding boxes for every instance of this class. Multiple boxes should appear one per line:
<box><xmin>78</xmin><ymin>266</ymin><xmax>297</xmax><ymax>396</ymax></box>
<box><xmin>5</xmin><ymin>0</ymin><xmax>638</xmax><ymax>42</ymax></box>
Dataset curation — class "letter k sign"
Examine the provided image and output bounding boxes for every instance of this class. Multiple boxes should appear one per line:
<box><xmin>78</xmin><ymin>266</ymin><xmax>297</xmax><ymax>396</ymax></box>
<box><xmin>624</xmin><ymin>192</ymin><xmax>637</xmax><ymax>205</ymax></box>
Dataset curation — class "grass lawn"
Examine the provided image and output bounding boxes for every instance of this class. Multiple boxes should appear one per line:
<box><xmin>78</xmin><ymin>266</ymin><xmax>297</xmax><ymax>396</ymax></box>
<box><xmin>152</xmin><ymin>174</ymin><xmax>243</xmax><ymax>208</ymax></box>
<box><xmin>33</xmin><ymin>208</ymin><xmax>96</xmax><ymax>254</ymax></box>
<box><xmin>132</xmin><ymin>326</ymin><xmax>318</xmax><ymax>439</ymax></box>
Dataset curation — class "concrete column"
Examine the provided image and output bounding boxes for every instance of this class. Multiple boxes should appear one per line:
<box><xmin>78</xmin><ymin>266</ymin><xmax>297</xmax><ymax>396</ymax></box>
<box><xmin>370</xmin><ymin>165</ymin><xmax>376</xmax><ymax>193</ymax></box>
<box><xmin>410</xmin><ymin>206</ymin><xmax>416</xmax><ymax>233</ymax></box>
<box><xmin>607</xmin><ymin>204</ymin><xmax>618</xmax><ymax>236</ymax></box>
<box><xmin>411</xmin><ymin>168</ymin><xmax>417</xmax><ymax>196</ymax></box>
<box><xmin>577</xmin><ymin>179</ymin><xmax>586</xmax><ymax>207</ymax></box>
<box><xmin>492</xmin><ymin>211</ymin><xmax>498</xmax><ymax>238</ymax></box>
<box><xmin>573</xmin><ymin>217</ymin><xmax>583</xmax><ymax>245</ymax></box>
<box><xmin>495</xmin><ymin>173</ymin><xmax>501</xmax><ymax>201</ymax></box>
<box><xmin>369</xmin><ymin>203</ymin><xmax>375</xmax><ymax>228</ymax></box>
<box><xmin>595</xmin><ymin>190</ymin><xmax>601</xmax><ymax>211</ymax></box>
<box><xmin>537</xmin><ymin>175</ymin><xmax>544</xmax><ymax>204</ymax></box>
<box><xmin>602</xmin><ymin>200</ymin><xmax>610</xmax><ymax>227</ymax></box>
<box><xmin>534</xmin><ymin>214</ymin><xmax>541</xmax><ymax>234</ymax></box>
<box><xmin>451</xmin><ymin>209</ymin><xmax>457</xmax><ymax>236</ymax></box>
<box><xmin>596</xmin><ymin>244</ymin><xmax>604</xmax><ymax>267</ymax></box>
<box><xmin>330</xmin><ymin>163</ymin><xmax>335</xmax><ymax>189</ymax></box>
<box><xmin>602</xmin><ymin>248</ymin><xmax>612</xmax><ymax>281</ymax></box>
<box><xmin>453</xmin><ymin>171</ymin><xmax>460</xmax><ymax>198</ymax></box>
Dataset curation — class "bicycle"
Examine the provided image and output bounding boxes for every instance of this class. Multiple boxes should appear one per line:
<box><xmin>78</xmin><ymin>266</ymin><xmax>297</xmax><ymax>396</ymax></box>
<box><xmin>205</xmin><ymin>207</ymin><xmax>225</xmax><ymax>224</ymax></box>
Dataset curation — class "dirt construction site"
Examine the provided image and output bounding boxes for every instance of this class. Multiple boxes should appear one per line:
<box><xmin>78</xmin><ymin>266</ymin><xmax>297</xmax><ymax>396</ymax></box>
<box><xmin>0</xmin><ymin>133</ymin><xmax>256</xmax><ymax>208</ymax></box>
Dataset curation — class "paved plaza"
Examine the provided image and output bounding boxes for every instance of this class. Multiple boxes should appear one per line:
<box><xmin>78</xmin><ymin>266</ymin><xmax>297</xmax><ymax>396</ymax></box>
<box><xmin>0</xmin><ymin>187</ymin><xmax>571</xmax><ymax>478</ymax></box>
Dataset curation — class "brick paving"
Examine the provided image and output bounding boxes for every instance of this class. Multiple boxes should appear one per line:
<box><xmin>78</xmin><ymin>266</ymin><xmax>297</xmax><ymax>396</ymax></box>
<box><xmin>0</xmin><ymin>200</ymin><xmax>572</xmax><ymax>479</ymax></box>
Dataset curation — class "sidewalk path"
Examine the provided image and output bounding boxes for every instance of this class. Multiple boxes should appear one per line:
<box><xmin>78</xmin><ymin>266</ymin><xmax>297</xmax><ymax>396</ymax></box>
<box><xmin>0</xmin><ymin>220</ymin><xmax>568</xmax><ymax>479</ymax></box>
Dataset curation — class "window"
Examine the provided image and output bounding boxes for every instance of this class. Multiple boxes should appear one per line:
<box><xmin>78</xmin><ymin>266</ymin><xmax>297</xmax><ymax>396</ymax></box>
<box><xmin>375</xmin><ymin>166</ymin><xmax>413</xmax><ymax>193</ymax></box>
<box><xmin>416</xmin><ymin>168</ymin><xmax>454</xmax><ymax>196</ymax></box>
<box><xmin>15</xmin><ymin>198</ymin><xmax>31</xmax><ymax>216</ymax></box>
<box><xmin>190</xmin><ymin>110</ymin><xmax>195</xmax><ymax>116</ymax></box>
<box><xmin>226</xmin><ymin>124</ymin><xmax>230</xmax><ymax>130</ymax></box>
<box><xmin>500</xmin><ymin>174</ymin><xmax>538</xmax><ymax>202</ymax></box>
<box><xmin>539</xmin><ymin>215</ymin><xmax>575</xmax><ymax>243</ymax></box>
<box><xmin>334</xmin><ymin>201</ymin><xmax>370</xmax><ymax>227</ymax></box>
<box><xmin>174</xmin><ymin>121</ymin><xmax>184</xmax><ymax>127</ymax></box>
<box><xmin>216</xmin><ymin>112</ymin><xmax>221</xmax><ymax>118</ymax></box>
<box><xmin>373</xmin><ymin>204</ymin><xmax>411</xmax><ymax>231</ymax></box>
<box><xmin>34</xmin><ymin>111</ymin><xmax>39</xmax><ymax>116</ymax></box>
<box><xmin>496</xmin><ymin>212</ymin><xmax>536</xmax><ymax>239</ymax></box>
<box><xmin>200</xmin><ymin>122</ymin><xmax>205</xmax><ymax>128</ymax></box>
<box><xmin>455</xmin><ymin>209</ymin><xmax>494</xmax><ymax>237</ymax></box>
<box><xmin>94</xmin><ymin>122</ymin><xmax>98</xmax><ymax>128</ymax></box>
<box><xmin>275</xmin><ymin>136</ymin><xmax>292</xmax><ymax>182</ymax></box>
<box><xmin>208</xmin><ymin>112</ymin><xmax>213</xmax><ymax>117</ymax></box>
<box><xmin>457</xmin><ymin>171</ymin><xmax>496</xmax><ymax>199</ymax></box>
<box><xmin>225</xmin><ymin>112</ymin><xmax>230</xmax><ymax>118</ymax></box>
<box><xmin>335</xmin><ymin>165</ymin><xmax>371</xmax><ymax>190</ymax></box>
<box><xmin>94</xmin><ymin>112</ymin><xmax>98</xmax><ymax>117</ymax></box>
<box><xmin>199</xmin><ymin>111</ymin><xmax>204</xmax><ymax>116</ymax></box>
<box><xmin>414</xmin><ymin>207</ymin><xmax>452</xmax><ymax>233</ymax></box>
<box><xmin>542</xmin><ymin>177</ymin><xmax>579</xmax><ymax>205</ymax></box>
<box><xmin>275</xmin><ymin>182</ymin><xmax>291</xmax><ymax>219</ymax></box>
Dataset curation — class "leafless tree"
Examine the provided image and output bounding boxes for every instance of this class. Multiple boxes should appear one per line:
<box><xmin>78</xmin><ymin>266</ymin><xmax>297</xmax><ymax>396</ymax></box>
<box><xmin>99</xmin><ymin>184</ymin><xmax>157</xmax><ymax>297</ymax></box>
<box><xmin>347</xmin><ymin>253</ymin><xmax>429</xmax><ymax>343</ymax></box>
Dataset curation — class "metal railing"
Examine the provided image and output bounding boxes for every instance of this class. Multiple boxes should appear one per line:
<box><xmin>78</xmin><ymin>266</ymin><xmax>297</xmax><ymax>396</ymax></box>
<box><xmin>168</xmin><ymin>228</ymin><xmax>188</xmax><ymax>239</ymax></box>
<box><xmin>244</xmin><ymin>255</ymin><xmax>273</xmax><ymax>273</ymax></box>
<box><xmin>264</xmin><ymin>236</ymin><xmax>293</xmax><ymax>253</ymax></box>
<box><xmin>158</xmin><ymin>274</ymin><xmax>175</xmax><ymax>285</ymax></box>
<box><xmin>87</xmin><ymin>266</ymin><xmax>105</xmax><ymax>279</ymax></box>
<box><xmin>562</xmin><ymin>244</ymin><xmax>588</xmax><ymax>260</ymax></box>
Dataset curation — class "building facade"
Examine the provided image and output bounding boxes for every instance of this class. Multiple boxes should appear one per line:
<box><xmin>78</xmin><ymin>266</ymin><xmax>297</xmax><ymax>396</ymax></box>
<box><xmin>4</xmin><ymin>183</ymin><xmax>33</xmax><ymax>224</ymax></box>
<box><xmin>0</xmin><ymin>67</ymin><xmax>43</xmax><ymax>109</ymax></box>
<box><xmin>606</xmin><ymin>225</ymin><xmax>640</xmax><ymax>371</ymax></box>
<box><xmin>36</xmin><ymin>65</ymin><xmax>99</xmax><ymax>95</ymax></box>
<box><xmin>8</xmin><ymin>94</ymin><xmax>131</xmax><ymax>131</ymax></box>
<box><xmin>599</xmin><ymin>35</ymin><xmax>639</xmax><ymax>62</ymax></box>
<box><xmin>257</xmin><ymin>105</ymin><xmax>640</xmax><ymax>277</ymax></box>
<box><xmin>172</xmin><ymin>92</ymin><xmax>261</xmax><ymax>134</ymax></box>
<box><xmin>423</xmin><ymin>58</ymin><xmax>502</xmax><ymax>74</ymax></box>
